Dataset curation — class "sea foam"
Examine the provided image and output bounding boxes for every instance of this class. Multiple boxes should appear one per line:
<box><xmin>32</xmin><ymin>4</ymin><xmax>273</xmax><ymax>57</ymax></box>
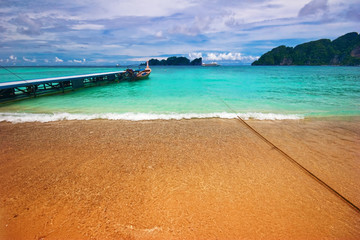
<box><xmin>0</xmin><ymin>112</ymin><xmax>304</xmax><ymax>123</ymax></box>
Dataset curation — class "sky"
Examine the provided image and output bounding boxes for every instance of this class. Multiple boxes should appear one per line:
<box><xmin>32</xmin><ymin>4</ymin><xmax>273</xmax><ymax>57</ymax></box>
<box><xmin>0</xmin><ymin>0</ymin><xmax>359</xmax><ymax>66</ymax></box>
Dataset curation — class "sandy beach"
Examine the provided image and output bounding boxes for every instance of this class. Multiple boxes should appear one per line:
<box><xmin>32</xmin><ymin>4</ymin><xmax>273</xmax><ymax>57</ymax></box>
<box><xmin>0</xmin><ymin>118</ymin><xmax>359</xmax><ymax>239</ymax></box>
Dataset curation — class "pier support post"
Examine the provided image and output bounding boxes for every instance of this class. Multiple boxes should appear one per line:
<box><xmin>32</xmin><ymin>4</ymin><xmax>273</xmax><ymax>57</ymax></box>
<box><xmin>72</xmin><ymin>79</ymin><xmax>84</xmax><ymax>89</ymax></box>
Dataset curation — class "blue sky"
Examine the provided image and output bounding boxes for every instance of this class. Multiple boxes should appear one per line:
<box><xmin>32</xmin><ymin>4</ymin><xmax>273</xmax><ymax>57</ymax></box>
<box><xmin>0</xmin><ymin>0</ymin><xmax>359</xmax><ymax>65</ymax></box>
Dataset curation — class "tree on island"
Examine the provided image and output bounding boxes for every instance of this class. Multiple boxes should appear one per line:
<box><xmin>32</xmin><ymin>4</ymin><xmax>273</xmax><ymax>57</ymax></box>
<box><xmin>252</xmin><ymin>32</ymin><xmax>360</xmax><ymax>66</ymax></box>
<box><xmin>143</xmin><ymin>56</ymin><xmax>202</xmax><ymax>66</ymax></box>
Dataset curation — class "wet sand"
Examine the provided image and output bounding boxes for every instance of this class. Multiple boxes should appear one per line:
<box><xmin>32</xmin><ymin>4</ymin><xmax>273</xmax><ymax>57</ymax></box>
<box><xmin>0</xmin><ymin>118</ymin><xmax>359</xmax><ymax>239</ymax></box>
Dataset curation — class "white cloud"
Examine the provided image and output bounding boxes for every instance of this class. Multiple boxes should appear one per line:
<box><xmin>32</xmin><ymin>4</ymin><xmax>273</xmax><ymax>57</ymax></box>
<box><xmin>23</xmin><ymin>56</ymin><xmax>36</xmax><ymax>63</ymax></box>
<box><xmin>188</xmin><ymin>52</ymin><xmax>203</xmax><ymax>59</ymax></box>
<box><xmin>155</xmin><ymin>31</ymin><xmax>163</xmax><ymax>38</ymax></box>
<box><xmin>205</xmin><ymin>52</ymin><xmax>258</xmax><ymax>62</ymax></box>
<box><xmin>72</xmin><ymin>24</ymin><xmax>105</xmax><ymax>30</ymax></box>
<box><xmin>81</xmin><ymin>0</ymin><xmax>196</xmax><ymax>18</ymax></box>
<box><xmin>298</xmin><ymin>0</ymin><xmax>328</xmax><ymax>17</ymax></box>
<box><xmin>1</xmin><ymin>0</ymin><xmax>358</xmax><ymax>66</ymax></box>
<box><xmin>222</xmin><ymin>1</ymin><xmax>307</xmax><ymax>28</ymax></box>
<box><xmin>55</xmin><ymin>56</ymin><xmax>63</xmax><ymax>62</ymax></box>
<box><xmin>68</xmin><ymin>58</ymin><xmax>86</xmax><ymax>63</ymax></box>
<box><xmin>128</xmin><ymin>56</ymin><xmax>167</xmax><ymax>61</ymax></box>
<box><xmin>6</xmin><ymin>55</ymin><xmax>17</xmax><ymax>62</ymax></box>
<box><xmin>169</xmin><ymin>16</ymin><xmax>212</xmax><ymax>36</ymax></box>
<box><xmin>9</xmin><ymin>55</ymin><xmax>17</xmax><ymax>61</ymax></box>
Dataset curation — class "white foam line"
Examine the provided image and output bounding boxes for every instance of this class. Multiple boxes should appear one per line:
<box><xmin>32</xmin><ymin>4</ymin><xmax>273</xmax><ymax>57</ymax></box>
<box><xmin>0</xmin><ymin>112</ymin><xmax>304</xmax><ymax>123</ymax></box>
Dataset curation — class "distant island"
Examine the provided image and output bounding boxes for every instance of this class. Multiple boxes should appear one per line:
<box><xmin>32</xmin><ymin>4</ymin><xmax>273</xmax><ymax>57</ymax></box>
<box><xmin>143</xmin><ymin>56</ymin><xmax>202</xmax><ymax>66</ymax></box>
<box><xmin>252</xmin><ymin>32</ymin><xmax>360</xmax><ymax>66</ymax></box>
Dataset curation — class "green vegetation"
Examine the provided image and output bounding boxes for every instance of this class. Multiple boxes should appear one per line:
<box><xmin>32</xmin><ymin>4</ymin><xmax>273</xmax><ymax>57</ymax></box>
<box><xmin>252</xmin><ymin>32</ymin><xmax>360</xmax><ymax>66</ymax></box>
<box><xmin>147</xmin><ymin>56</ymin><xmax>202</xmax><ymax>66</ymax></box>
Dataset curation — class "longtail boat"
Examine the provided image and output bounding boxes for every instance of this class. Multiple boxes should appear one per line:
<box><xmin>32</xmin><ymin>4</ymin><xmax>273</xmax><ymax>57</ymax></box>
<box><xmin>135</xmin><ymin>61</ymin><xmax>151</xmax><ymax>80</ymax></box>
<box><xmin>124</xmin><ymin>61</ymin><xmax>151</xmax><ymax>80</ymax></box>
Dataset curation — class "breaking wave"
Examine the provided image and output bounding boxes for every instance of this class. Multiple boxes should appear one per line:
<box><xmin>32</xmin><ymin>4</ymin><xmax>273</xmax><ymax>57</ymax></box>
<box><xmin>0</xmin><ymin>112</ymin><xmax>304</xmax><ymax>123</ymax></box>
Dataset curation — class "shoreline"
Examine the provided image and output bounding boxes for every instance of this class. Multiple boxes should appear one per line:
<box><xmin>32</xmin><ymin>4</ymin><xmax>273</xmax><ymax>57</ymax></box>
<box><xmin>0</xmin><ymin>110</ymin><xmax>360</xmax><ymax>123</ymax></box>
<box><xmin>1</xmin><ymin>118</ymin><xmax>359</xmax><ymax>239</ymax></box>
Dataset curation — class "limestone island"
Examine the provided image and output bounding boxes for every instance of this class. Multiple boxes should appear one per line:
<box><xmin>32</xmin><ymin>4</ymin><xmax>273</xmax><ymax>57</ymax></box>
<box><xmin>142</xmin><ymin>56</ymin><xmax>202</xmax><ymax>66</ymax></box>
<box><xmin>252</xmin><ymin>32</ymin><xmax>360</xmax><ymax>66</ymax></box>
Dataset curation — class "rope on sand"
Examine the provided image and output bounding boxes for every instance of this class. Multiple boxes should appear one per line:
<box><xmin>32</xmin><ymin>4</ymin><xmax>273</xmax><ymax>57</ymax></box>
<box><xmin>211</xmin><ymin>89</ymin><xmax>360</xmax><ymax>214</ymax></box>
<box><xmin>235</xmin><ymin>115</ymin><xmax>360</xmax><ymax>214</ymax></box>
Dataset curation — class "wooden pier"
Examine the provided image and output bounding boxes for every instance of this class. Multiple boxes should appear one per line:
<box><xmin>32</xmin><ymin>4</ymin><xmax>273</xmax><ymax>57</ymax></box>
<box><xmin>0</xmin><ymin>70</ymin><xmax>126</xmax><ymax>103</ymax></box>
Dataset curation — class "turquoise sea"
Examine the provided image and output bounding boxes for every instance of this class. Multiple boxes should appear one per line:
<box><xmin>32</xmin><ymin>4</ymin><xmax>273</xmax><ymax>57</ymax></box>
<box><xmin>0</xmin><ymin>66</ymin><xmax>359</xmax><ymax>122</ymax></box>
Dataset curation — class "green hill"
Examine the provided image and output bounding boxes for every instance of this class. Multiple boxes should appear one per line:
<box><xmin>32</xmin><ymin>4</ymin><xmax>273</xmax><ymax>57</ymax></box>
<box><xmin>147</xmin><ymin>56</ymin><xmax>202</xmax><ymax>66</ymax></box>
<box><xmin>252</xmin><ymin>32</ymin><xmax>360</xmax><ymax>66</ymax></box>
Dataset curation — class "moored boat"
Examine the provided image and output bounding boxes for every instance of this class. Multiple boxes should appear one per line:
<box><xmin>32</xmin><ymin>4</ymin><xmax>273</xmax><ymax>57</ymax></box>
<box><xmin>135</xmin><ymin>61</ymin><xmax>151</xmax><ymax>80</ymax></box>
<box><xmin>121</xmin><ymin>61</ymin><xmax>151</xmax><ymax>81</ymax></box>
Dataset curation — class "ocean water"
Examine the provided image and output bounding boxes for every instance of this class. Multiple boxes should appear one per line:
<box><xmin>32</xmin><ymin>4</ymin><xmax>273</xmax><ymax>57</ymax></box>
<box><xmin>0</xmin><ymin>66</ymin><xmax>359</xmax><ymax>122</ymax></box>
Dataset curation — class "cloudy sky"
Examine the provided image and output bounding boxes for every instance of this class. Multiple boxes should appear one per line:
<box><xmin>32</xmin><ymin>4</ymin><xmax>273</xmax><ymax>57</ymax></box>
<box><xmin>0</xmin><ymin>0</ymin><xmax>359</xmax><ymax>65</ymax></box>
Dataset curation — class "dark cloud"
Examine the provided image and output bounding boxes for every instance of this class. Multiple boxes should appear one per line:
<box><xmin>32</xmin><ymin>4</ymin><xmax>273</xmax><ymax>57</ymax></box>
<box><xmin>344</xmin><ymin>4</ymin><xmax>360</xmax><ymax>22</ymax></box>
<box><xmin>13</xmin><ymin>15</ymin><xmax>42</xmax><ymax>36</ymax></box>
<box><xmin>264</xmin><ymin>4</ymin><xmax>283</xmax><ymax>9</ymax></box>
<box><xmin>298</xmin><ymin>0</ymin><xmax>328</xmax><ymax>17</ymax></box>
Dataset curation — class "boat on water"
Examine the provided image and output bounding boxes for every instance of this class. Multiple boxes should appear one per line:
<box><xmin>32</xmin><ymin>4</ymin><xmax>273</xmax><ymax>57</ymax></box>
<box><xmin>124</xmin><ymin>61</ymin><xmax>151</xmax><ymax>80</ymax></box>
<box><xmin>135</xmin><ymin>61</ymin><xmax>152</xmax><ymax>80</ymax></box>
<box><xmin>202</xmin><ymin>62</ymin><xmax>220</xmax><ymax>67</ymax></box>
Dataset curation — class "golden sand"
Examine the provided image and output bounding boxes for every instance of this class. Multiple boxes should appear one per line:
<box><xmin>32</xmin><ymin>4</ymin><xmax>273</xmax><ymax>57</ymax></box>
<box><xmin>0</xmin><ymin>118</ymin><xmax>359</xmax><ymax>239</ymax></box>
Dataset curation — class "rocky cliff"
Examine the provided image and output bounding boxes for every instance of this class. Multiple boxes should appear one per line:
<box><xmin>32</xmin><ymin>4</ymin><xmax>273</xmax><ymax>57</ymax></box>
<box><xmin>252</xmin><ymin>32</ymin><xmax>360</xmax><ymax>66</ymax></box>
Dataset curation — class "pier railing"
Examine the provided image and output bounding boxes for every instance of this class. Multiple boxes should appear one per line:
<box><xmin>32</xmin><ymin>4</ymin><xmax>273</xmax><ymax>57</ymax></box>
<box><xmin>0</xmin><ymin>71</ymin><xmax>125</xmax><ymax>103</ymax></box>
